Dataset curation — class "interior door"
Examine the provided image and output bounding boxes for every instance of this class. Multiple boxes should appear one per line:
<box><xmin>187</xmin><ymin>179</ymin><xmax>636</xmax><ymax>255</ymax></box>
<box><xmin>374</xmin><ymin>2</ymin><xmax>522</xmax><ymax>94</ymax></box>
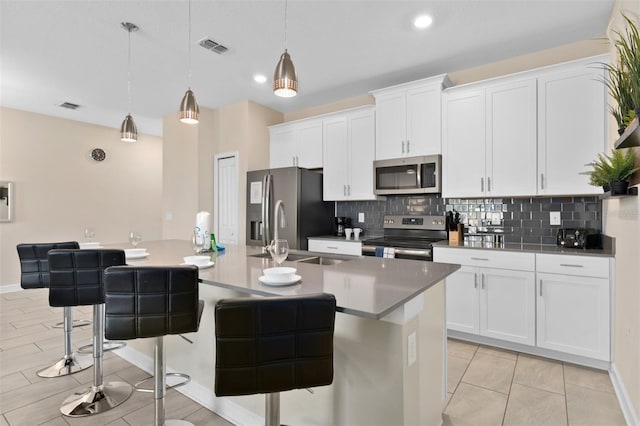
<box><xmin>215</xmin><ymin>154</ymin><xmax>238</xmax><ymax>245</ymax></box>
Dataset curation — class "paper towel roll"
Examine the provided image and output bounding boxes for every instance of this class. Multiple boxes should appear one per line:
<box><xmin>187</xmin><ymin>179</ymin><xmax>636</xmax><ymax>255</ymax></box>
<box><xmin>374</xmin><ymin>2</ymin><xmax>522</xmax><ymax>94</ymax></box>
<box><xmin>195</xmin><ymin>211</ymin><xmax>212</xmax><ymax>249</ymax></box>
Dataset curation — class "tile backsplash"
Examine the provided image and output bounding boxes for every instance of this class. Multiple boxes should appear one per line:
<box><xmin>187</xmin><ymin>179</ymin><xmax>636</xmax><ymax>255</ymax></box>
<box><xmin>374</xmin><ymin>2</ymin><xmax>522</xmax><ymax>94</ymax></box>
<box><xmin>336</xmin><ymin>195</ymin><xmax>602</xmax><ymax>245</ymax></box>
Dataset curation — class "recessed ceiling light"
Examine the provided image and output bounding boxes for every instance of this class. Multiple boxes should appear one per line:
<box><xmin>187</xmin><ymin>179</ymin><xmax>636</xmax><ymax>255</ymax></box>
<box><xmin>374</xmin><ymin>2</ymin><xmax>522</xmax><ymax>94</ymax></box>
<box><xmin>413</xmin><ymin>14</ymin><xmax>433</xmax><ymax>29</ymax></box>
<box><xmin>254</xmin><ymin>74</ymin><xmax>267</xmax><ymax>84</ymax></box>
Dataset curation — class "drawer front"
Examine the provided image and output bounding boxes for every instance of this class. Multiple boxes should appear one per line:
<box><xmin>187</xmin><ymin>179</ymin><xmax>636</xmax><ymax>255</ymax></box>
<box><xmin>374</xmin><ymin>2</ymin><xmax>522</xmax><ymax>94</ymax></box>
<box><xmin>308</xmin><ymin>239</ymin><xmax>362</xmax><ymax>256</ymax></box>
<box><xmin>433</xmin><ymin>247</ymin><xmax>535</xmax><ymax>271</ymax></box>
<box><xmin>536</xmin><ymin>254</ymin><xmax>610</xmax><ymax>278</ymax></box>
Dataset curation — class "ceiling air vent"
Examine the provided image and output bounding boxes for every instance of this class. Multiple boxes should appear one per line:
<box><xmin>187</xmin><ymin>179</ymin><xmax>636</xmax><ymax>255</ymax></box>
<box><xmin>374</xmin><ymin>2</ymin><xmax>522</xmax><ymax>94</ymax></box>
<box><xmin>58</xmin><ymin>102</ymin><xmax>81</xmax><ymax>110</ymax></box>
<box><xmin>198</xmin><ymin>38</ymin><xmax>229</xmax><ymax>54</ymax></box>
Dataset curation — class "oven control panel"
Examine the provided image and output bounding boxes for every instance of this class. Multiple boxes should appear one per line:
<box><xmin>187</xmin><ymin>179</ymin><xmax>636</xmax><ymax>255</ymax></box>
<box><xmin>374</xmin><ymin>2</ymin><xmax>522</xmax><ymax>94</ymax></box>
<box><xmin>383</xmin><ymin>215</ymin><xmax>446</xmax><ymax>230</ymax></box>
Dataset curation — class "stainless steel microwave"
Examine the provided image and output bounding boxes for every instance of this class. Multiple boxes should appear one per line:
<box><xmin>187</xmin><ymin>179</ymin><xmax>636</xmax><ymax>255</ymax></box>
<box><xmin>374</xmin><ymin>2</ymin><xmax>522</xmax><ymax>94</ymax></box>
<box><xmin>374</xmin><ymin>155</ymin><xmax>441</xmax><ymax>195</ymax></box>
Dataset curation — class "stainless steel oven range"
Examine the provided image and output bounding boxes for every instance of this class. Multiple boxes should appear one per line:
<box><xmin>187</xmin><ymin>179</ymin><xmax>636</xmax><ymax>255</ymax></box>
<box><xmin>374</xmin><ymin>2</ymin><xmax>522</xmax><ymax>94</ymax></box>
<box><xmin>361</xmin><ymin>215</ymin><xmax>447</xmax><ymax>261</ymax></box>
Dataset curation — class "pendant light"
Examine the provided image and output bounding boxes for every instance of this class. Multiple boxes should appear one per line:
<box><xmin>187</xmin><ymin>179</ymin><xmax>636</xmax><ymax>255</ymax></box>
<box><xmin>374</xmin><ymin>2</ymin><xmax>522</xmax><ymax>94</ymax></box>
<box><xmin>273</xmin><ymin>0</ymin><xmax>298</xmax><ymax>97</ymax></box>
<box><xmin>120</xmin><ymin>22</ymin><xmax>138</xmax><ymax>142</ymax></box>
<box><xmin>179</xmin><ymin>0</ymin><xmax>199</xmax><ymax>124</ymax></box>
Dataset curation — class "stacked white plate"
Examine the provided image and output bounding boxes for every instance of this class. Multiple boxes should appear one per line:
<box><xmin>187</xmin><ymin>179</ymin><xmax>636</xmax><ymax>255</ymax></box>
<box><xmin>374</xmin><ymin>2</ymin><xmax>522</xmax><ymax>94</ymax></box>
<box><xmin>182</xmin><ymin>255</ymin><xmax>214</xmax><ymax>269</ymax></box>
<box><xmin>259</xmin><ymin>267</ymin><xmax>301</xmax><ymax>286</ymax></box>
<box><xmin>124</xmin><ymin>248</ymin><xmax>149</xmax><ymax>259</ymax></box>
<box><xmin>79</xmin><ymin>242</ymin><xmax>103</xmax><ymax>249</ymax></box>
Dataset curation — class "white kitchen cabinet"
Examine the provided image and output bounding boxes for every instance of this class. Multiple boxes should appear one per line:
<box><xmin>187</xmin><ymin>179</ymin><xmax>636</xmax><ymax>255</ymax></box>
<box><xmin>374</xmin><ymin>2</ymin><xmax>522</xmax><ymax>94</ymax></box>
<box><xmin>537</xmin><ymin>59</ymin><xmax>607</xmax><ymax>196</ymax></box>
<box><xmin>323</xmin><ymin>107</ymin><xmax>377</xmax><ymax>201</ymax></box>
<box><xmin>536</xmin><ymin>254</ymin><xmax>611</xmax><ymax>361</ymax></box>
<box><xmin>434</xmin><ymin>248</ymin><xmax>535</xmax><ymax>345</ymax></box>
<box><xmin>442</xmin><ymin>78</ymin><xmax>537</xmax><ymax>198</ymax></box>
<box><xmin>308</xmin><ymin>239</ymin><xmax>362</xmax><ymax>256</ymax></box>
<box><xmin>371</xmin><ymin>75</ymin><xmax>450</xmax><ymax>160</ymax></box>
<box><xmin>269</xmin><ymin>118</ymin><xmax>323</xmax><ymax>169</ymax></box>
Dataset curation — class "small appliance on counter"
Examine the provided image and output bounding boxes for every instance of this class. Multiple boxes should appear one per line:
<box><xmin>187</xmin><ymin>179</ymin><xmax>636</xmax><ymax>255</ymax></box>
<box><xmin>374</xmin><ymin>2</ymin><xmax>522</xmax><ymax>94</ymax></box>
<box><xmin>334</xmin><ymin>216</ymin><xmax>352</xmax><ymax>237</ymax></box>
<box><xmin>557</xmin><ymin>228</ymin><xmax>602</xmax><ymax>249</ymax></box>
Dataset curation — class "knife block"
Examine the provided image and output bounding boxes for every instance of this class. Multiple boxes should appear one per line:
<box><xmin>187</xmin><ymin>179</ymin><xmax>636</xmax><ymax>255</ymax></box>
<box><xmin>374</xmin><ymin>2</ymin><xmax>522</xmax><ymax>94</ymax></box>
<box><xmin>448</xmin><ymin>224</ymin><xmax>463</xmax><ymax>244</ymax></box>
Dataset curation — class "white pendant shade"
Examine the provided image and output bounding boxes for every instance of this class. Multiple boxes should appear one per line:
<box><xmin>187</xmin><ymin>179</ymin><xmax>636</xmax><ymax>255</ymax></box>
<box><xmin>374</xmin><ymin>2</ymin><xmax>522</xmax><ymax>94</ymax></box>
<box><xmin>179</xmin><ymin>88</ymin><xmax>199</xmax><ymax>124</ymax></box>
<box><xmin>120</xmin><ymin>114</ymin><xmax>137</xmax><ymax>142</ymax></box>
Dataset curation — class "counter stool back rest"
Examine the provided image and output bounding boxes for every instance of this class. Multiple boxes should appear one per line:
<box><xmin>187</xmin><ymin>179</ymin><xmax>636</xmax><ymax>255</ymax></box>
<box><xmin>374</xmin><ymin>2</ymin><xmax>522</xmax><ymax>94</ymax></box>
<box><xmin>214</xmin><ymin>294</ymin><xmax>336</xmax><ymax>426</ymax></box>
<box><xmin>47</xmin><ymin>249</ymin><xmax>133</xmax><ymax>417</ymax></box>
<box><xmin>103</xmin><ymin>266</ymin><xmax>203</xmax><ymax>426</ymax></box>
<box><xmin>17</xmin><ymin>242</ymin><xmax>79</xmax><ymax>289</ymax></box>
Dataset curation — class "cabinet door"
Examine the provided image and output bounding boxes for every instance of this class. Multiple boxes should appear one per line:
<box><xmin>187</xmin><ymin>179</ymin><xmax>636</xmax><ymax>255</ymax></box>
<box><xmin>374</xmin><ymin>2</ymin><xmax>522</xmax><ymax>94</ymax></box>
<box><xmin>348</xmin><ymin>109</ymin><xmax>377</xmax><ymax>200</ymax></box>
<box><xmin>479</xmin><ymin>268</ymin><xmax>535</xmax><ymax>345</ymax></box>
<box><xmin>537</xmin><ymin>65</ymin><xmax>606</xmax><ymax>195</ymax></box>
<box><xmin>269</xmin><ymin>127</ymin><xmax>296</xmax><ymax>168</ymax></box>
<box><xmin>537</xmin><ymin>272</ymin><xmax>610</xmax><ymax>360</ymax></box>
<box><xmin>486</xmin><ymin>79</ymin><xmax>537</xmax><ymax>196</ymax></box>
<box><xmin>445</xmin><ymin>266</ymin><xmax>480</xmax><ymax>334</ymax></box>
<box><xmin>375</xmin><ymin>92</ymin><xmax>406</xmax><ymax>160</ymax></box>
<box><xmin>323</xmin><ymin>116</ymin><xmax>350</xmax><ymax>201</ymax></box>
<box><xmin>442</xmin><ymin>89</ymin><xmax>486</xmax><ymax>197</ymax></box>
<box><xmin>296</xmin><ymin>120</ymin><xmax>323</xmax><ymax>169</ymax></box>
<box><xmin>406</xmin><ymin>84</ymin><xmax>442</xmax><ymax>156</ymax></box>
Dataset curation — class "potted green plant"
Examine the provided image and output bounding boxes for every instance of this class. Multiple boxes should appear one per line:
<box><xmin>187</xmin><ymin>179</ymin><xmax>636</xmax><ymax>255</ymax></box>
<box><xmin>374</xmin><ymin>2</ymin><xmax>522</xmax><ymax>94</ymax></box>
<box><xmin>586</xmin><ymin>148</ymin><xmax>639</xmax><ymax>194</ymax></box>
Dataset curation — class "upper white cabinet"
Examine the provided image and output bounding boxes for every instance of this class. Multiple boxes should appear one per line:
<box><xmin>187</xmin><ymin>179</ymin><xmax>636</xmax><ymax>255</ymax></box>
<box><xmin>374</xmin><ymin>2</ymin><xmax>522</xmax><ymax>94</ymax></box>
<box><xmin>323</xmin><ymin>107</ymin><xmax>377</xmax><ymax>201</ymax></box>
<box><xmin>442</xmin><ymin>55</ymin><xmax>608</xmax><ymax>198</ymax></box>
<box><xmin>371</xmin><ymin>75</ymin><xmax>450</xmax><ymax>160</ymax></box>
<box><xmin>269</xmin><ymin>118</ymin><xmax>323</xmax><ymax>169</ymax></box>
<box><xmin>537</xmin><ymin>60</ymin><xmax>607</xmax><ymax>196</ymax></box>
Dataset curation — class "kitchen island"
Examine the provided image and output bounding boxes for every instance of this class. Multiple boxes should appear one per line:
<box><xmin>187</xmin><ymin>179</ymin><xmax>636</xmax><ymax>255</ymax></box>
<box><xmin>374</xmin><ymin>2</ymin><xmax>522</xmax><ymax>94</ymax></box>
<box><xmin>105</xmin><ymin>240</ymin><xmax>460</xmax><ymax>425</ymax></box>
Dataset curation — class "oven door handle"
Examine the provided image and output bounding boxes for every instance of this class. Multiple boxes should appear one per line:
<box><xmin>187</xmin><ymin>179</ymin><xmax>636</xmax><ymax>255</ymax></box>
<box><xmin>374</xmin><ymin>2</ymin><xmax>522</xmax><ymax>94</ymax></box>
<box><xmin>362</xmin><ymin>245</ymin><xmax>432</xmax><ymax>259</ymax></box>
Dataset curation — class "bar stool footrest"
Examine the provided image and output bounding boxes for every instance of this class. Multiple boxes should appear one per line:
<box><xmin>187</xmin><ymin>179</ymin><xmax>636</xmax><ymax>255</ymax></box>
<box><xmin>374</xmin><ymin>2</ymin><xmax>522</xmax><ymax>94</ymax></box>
<box><xmin>134</xmin><ymin>373</ymin><xmax>191</xmax><ymax>393</ymax></box>
<box><xmin>77</xmin><ymin>340</ymin><xmax>126</xmax><ymax>355</ymax></box>
<box><xmin>53</xmin><ymin>319</ymin><xmax>91</xmax><ymax>329</ymax></box>
<box><xmin>60</xmin><ymin>381</ymin><xmax>133</xmax><ymax>417</ymax></box>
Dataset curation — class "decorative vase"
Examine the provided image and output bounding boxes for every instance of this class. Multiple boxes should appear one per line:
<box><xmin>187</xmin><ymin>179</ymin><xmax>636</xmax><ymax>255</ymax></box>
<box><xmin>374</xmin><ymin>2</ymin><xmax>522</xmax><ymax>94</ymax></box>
<box><xmin>610</xmin><ymin>181</ymin><xmax>629</xmax><ymax>196</ymax></box>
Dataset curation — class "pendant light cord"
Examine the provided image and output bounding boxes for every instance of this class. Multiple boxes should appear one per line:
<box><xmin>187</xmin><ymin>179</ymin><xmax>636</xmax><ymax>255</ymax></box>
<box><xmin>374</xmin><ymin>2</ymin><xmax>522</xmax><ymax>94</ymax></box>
<box><xmin>188</xmin><ymin>0</ymin><xmax>192</xmax><ymax>88</ymax></box>
<box><xmin>127</xmin><ymin>26</ymin><xmax>132</xmax><ymax>115</ymax></box>
<box><xmin>284</xmin><ymin>0</ymin><xmax>288</xmax><ymax>51</ymax></box>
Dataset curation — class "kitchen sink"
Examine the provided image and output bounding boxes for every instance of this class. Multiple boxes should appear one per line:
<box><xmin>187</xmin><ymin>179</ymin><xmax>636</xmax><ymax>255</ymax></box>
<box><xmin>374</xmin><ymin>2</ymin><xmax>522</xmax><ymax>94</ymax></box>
<box><xmin>248</xmin><ymin>252</ymin><xmax>317</xmax><ymax>262</ymax></box>
<box><xmin>297</xmin><ymin>257</ymin><xmax>344</xmax><ymax>265</ymax></box>
<box><xmin>248</xmin><ymin>252</ymin><xmax>350</xmax><ymax>265</ymax></box>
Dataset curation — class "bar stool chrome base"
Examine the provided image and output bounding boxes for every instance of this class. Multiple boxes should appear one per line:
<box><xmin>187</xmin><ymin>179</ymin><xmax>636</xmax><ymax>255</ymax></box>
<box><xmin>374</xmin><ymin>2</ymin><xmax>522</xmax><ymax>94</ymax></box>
<box><xmin>37</xmin><ymin>353</ymin><xmax>93</xmax><ymax>378</ymax></box>
<box><xmin>60</xmin><ymin>382</ymin><xmax>133</xmax><ymax>417</ymax></box>
<box><xmin>53</xmin><ymin>319</ymin><xmax>91</xmax><ymax>329</ymax></box>
<box><xmin>77</xmin><ymin>340</ymin><xmax>126</xmax><ymax>355</ymax></box>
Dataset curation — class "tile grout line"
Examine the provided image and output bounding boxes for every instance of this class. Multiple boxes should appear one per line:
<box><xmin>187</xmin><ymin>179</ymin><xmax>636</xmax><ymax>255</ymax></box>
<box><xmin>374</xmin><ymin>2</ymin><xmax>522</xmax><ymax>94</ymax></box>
<box><xmin>563</xmin><ymin>363</ymin><xmax>570</xmax><ymax>426</ymax></box>
<box><xmin>500</xmin><ymin>352</ymin><xmax>521</xmax><ymax>425</ymax></box>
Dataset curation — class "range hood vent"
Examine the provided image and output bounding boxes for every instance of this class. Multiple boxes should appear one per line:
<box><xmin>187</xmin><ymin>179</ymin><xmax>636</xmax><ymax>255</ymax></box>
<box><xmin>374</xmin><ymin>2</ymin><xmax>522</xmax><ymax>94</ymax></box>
<box><xmin>58</xmin><ymin>102</ymin><xmax>80</xmax><ymax>110</ymax></box>
<box><xmin>198</xmin><ymin>38</ymin><xmax>229</xmax><ymax>54</ymax></box>
<box><xmin>615</xmin><ymin>118</ymin><xmax>640</xmax><ymax>149</ymax></box>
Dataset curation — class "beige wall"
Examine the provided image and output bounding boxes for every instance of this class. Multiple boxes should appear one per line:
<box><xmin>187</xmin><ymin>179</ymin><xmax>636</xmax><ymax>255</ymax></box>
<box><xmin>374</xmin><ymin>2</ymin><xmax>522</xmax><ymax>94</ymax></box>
<box><xmin>162</xmin><ymin>101</ymin><xmax>282</xmax><ymax>245</ymax></box>
<box><xmin>606</xmin><ymin>1</ymin><xmax>640</xmax><ymax>421</ymax></box>
<box><xmin>0</xmin><ymin>107</ymin><xmax>163</xmax><ymax>287</ymax></box>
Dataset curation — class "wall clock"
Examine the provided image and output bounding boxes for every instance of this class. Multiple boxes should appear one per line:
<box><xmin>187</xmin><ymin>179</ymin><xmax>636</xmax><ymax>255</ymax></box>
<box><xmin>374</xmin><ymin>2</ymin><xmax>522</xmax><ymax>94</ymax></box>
<box><xmin>90</xmin><ymin>148</ymin><xmax>106</xmax><ymax>162</ymax></box>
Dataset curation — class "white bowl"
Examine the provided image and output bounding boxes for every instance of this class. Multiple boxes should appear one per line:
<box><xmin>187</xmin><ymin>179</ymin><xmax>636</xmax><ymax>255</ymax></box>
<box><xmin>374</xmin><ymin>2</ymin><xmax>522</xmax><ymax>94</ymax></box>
<box><xmin>183</xmin><ymin>255</ymin><xmax>211</xmax><ymax>266</ymax></box>
<box><xmin>125</xmin><ymin>248</ymin><xmax>147</xmax><ymax>256</ymax></box>
<box><xmin>79</xmin><ymin>242</ymin><xmax>101</xmax><ymax>249</ymax></box>
<box><xmin>263</xmin><ymin>267</ymin><xmax>296</xmax><ymax>283</ymax></box>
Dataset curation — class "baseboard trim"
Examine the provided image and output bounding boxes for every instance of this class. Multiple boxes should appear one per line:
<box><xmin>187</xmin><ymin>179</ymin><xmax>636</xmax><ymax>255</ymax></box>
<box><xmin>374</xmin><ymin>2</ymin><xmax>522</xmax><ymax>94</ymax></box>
<box><xmin>0</xmin><ymin>284</ymin><xmax>22</xmax><ymax>294</ymax></box>
<box><xmin>113</xmin><ymin>345</ymin><xmax>264</xmax><ymax>426</ymax></box>
<box><xmin>610</xmin><ymin>362</ymin><xmax>640</xmax><ymax>426</ymax></box>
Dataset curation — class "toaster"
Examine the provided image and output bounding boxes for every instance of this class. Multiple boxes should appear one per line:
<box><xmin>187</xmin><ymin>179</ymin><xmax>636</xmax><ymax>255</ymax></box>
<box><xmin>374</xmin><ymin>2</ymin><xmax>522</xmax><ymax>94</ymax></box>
<box><xmin>556</xmin><ymin>228</ymin><xmax>602</xmax><ymax>249</ymax></box>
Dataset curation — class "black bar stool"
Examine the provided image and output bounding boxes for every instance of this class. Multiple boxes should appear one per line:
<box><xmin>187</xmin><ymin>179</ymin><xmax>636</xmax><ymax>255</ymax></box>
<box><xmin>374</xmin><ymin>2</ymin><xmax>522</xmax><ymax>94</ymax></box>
<box><xmin>214</xmin><ymin>294</ymin><xmax>336</xmax><ymax>426</ymax></box>
<box><xmin>48</xmin><ymin>249</ymin><xmax>134</xmax><ymax>417</ymax></box>
<box><xmin>16</xmin><ymin>242</ymin><xmax>93</xmax><ymax>378</ymax></box>
<box><xmin>104</xmin><ymin>265</ymin><xmax>204</xmax><ymax>426</ymax></box>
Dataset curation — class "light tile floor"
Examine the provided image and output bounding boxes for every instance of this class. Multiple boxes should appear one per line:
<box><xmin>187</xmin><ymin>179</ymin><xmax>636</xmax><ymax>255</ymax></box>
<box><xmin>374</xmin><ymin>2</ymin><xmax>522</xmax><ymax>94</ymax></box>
<box><xmin>445</xmin><ymin>339</ymin><xmax>627</xmax><ymax>426</ymax></box>
<box><xmin>0</xmin><ymin>289</ymin><xmax>628</xmax><ymax>425</ymax></box>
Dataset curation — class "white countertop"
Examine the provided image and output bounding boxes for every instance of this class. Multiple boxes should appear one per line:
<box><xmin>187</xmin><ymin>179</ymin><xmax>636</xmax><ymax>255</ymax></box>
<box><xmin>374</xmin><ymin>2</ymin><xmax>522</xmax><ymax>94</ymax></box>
<box><xmin>104</xmin><ymin>239</ymin><xmax>460</xmax><ymax>320</ymax></box>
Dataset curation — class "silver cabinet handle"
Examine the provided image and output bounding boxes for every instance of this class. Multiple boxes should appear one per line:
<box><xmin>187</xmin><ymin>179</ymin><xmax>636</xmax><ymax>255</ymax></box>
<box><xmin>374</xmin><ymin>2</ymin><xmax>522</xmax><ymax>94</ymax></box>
<box><xmin>480</xmin><ymin>177</ymin><xmax>484</xmax><ymax>192</ymax></box>
<box><xmin>407</xmin><ymin>140</ymin><xmax>410</xmax><ymax>153</ymax></box>
<box><xmin>474</xmin><ymin>272</ymin><xmax>478</xmax><ymax>289</ymax></box>
<box><xmin>487</xmin><ymin>177</ymin><xmax>491</xmax><ymax>192</ymax></box>
<box><xmin>326</xmin><ymin>246</ymin><xmax>338</xmax><ymax>250</ymax></box>
<box><xmin>401</xmin><ymin>141</ymin><xmax>405</xmax><ymax>154</ymax></box>
<box><xmin>348</xmin><ymin>185</ymin><xmax>351</xmax><ymax>196</ymax></box>
<box><xmin>343</xmin><ymin>185</ymin><xmax>347</xmax><ymax>196</ymax></box>
<box><xmin>471</xmin><ymin>257</ymin><xmax>489</xmax><ymax>261</ymax></box>
<box><xmin>540</xmin><ymin>173</ymin><xmax>545</xmax><ymax>190</ymax></box>
<box><xmin>539</xmin><ymin>280</ymin><xmax>543</xmax><ymax>297</ymax></box>
<box><xmin>481</xmin><ymin>273</ymin><xmax>485</xmax><ymax>290</ymax></box>
<box><xmin>559</xmin><ymin>264</ymin><xmax>584</xmax><ymax>268</ymax></box>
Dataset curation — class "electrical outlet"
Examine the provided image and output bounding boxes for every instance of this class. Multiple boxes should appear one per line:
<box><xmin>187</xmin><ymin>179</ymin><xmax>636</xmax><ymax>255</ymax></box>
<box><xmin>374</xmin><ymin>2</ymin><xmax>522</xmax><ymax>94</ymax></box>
<box><xmin>550</xmin><ymin>211</ymin><xmax>561</xmax><ymax>226</ymax></box>
<box><xmin>358</xmin><ymin>212</ymin><xmax>365</xmax><ymax>223</ymax></box>
<box><xmin>407</xmin><ymin>332</ymin><xmax>417</xmax><ymax>366</ymax></box>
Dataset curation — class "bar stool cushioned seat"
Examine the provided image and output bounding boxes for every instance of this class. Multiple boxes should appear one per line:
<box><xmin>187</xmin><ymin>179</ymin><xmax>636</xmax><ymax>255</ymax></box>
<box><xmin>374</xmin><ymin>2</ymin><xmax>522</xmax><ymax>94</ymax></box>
<box><xmin>104</xmin><ymin>266</ymin><xmax>204</xmax><ymax>426</ymax></box>
<box><xmin>214</xmin><ymin>293</ymin><xmax>336</xmax><ymax>426</ymax></box>
<box><xmin>48</xmin><ymin>249</ymin><xmax>133</xmax><ymax>417</ymax></box>
<box><xmin>16</xmin><ymin>241</ymin><xmax>93</xmax><ymax>378</ymax></box>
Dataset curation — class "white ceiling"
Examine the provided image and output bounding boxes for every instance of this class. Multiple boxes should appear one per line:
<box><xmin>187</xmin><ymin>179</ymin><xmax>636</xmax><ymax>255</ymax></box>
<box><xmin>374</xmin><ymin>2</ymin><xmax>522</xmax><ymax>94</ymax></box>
<box><xmin>0</xmin><ymin>0</ymin><xmax>614</xmax><ymax>137</ymax></box>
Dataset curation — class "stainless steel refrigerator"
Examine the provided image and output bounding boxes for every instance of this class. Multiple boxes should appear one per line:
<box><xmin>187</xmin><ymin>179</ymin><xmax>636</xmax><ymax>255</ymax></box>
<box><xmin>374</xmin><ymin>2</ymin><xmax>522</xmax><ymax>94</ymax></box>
<box><xmin>246</xmin><ymin>167</ymin><xmax>334</xmax><ymax>250</ymax></box>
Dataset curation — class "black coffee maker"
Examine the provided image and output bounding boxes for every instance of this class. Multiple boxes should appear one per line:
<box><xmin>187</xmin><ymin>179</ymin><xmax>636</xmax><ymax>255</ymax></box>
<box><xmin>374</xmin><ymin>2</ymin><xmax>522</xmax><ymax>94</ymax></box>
<box><xmin>334</xmin><ymin>217</ymin><xmax>352</xmax><ymax>237</ymax></box>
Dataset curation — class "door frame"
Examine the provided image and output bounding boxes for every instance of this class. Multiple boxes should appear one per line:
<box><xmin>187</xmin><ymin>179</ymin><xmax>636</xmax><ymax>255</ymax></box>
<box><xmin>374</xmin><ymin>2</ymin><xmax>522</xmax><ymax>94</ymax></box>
<box><xmin>213</xmin><ymin>151</ymin><xmax>239</xmax><ymax>244</ymax></box>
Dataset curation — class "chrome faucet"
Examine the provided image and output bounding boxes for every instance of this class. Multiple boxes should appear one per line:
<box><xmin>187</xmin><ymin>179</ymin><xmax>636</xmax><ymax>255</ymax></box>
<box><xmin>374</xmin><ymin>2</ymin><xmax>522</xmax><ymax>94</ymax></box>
<box><xmin>273</xmin><ymin>200</ymin><xmax>286</xmax><ymax>241</ymax></box>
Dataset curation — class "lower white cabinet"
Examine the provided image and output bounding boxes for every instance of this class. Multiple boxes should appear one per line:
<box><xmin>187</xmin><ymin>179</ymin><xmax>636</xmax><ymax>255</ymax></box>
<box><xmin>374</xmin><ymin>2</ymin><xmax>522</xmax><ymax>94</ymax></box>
<box><xmin>435</xmin><ymin>248</ymin><xmax>535</xmax><ymax>346</ymax></box>
<box><xmin>536</xmin><ymin>254</ymin><xmax>610</xmax><ymax>361</ymax></box>
<box><xmin>308</xmin><ymin>239</ymin><xmax>362</xmax><ymax>256</ymax></box>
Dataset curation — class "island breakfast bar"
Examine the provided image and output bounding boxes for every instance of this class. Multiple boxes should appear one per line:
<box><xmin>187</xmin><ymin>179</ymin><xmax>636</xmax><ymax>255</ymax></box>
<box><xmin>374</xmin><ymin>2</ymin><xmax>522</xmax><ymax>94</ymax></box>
<box><xmin>103</xmin><ymin>239</ymin><xmax>460</xmax><ymax>425</ymax></box>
